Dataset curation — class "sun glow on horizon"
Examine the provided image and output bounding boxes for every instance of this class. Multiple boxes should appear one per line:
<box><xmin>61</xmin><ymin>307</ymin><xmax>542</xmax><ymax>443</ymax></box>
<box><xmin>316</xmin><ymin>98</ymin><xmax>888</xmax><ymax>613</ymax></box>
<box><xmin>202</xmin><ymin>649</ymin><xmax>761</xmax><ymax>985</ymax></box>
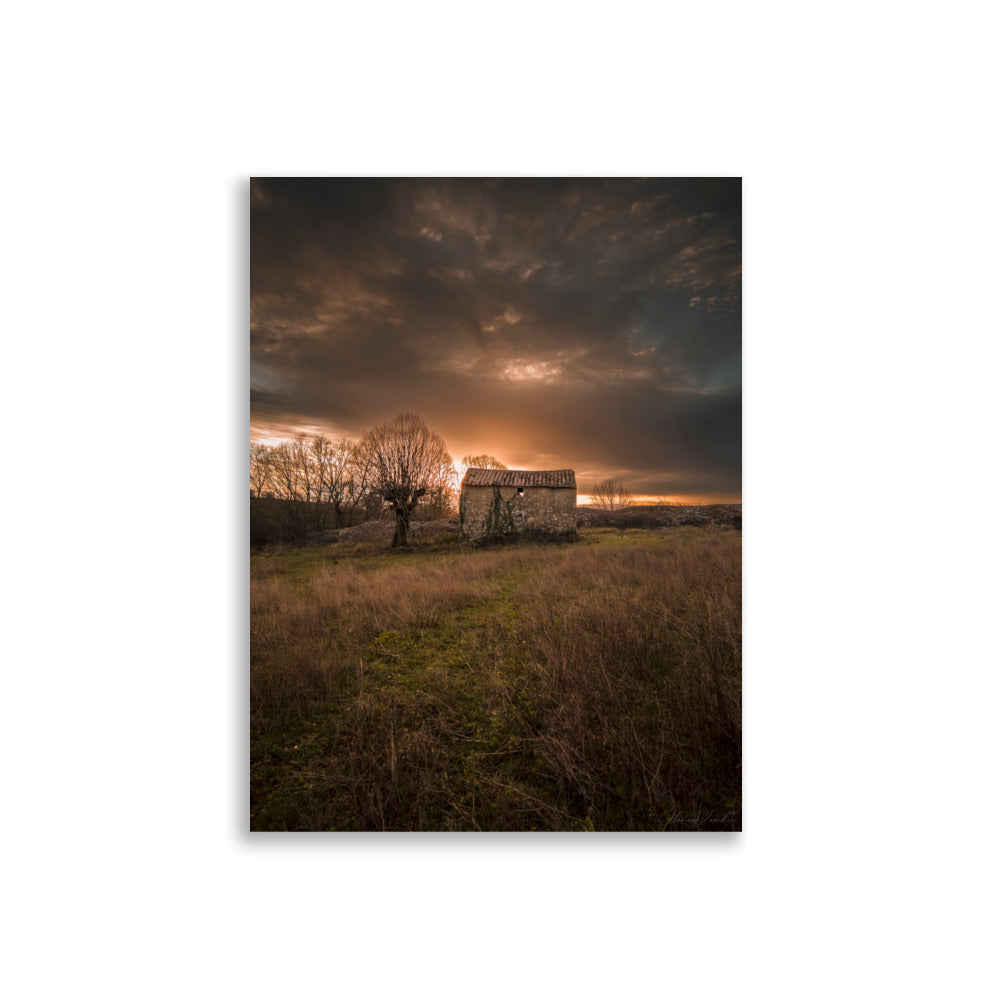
<box><xmin>578</xmin><ymin>493</ymin><xmax>740</xmax><ymax>507</ymax></box>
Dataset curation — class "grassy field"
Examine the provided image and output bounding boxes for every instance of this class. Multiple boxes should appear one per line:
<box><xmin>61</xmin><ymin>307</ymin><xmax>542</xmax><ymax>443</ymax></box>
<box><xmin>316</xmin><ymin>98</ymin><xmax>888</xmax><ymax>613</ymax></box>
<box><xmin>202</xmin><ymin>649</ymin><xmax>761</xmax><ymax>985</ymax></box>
<box><xmin>251</xmin><ymin>525</ymin><xmax>741</xmax><ymax>831</ymax></box>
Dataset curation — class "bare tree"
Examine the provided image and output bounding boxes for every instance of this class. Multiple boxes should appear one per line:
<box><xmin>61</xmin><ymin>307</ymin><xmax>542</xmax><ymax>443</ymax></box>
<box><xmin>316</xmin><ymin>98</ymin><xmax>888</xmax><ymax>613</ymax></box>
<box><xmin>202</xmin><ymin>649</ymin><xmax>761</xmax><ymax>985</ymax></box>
<box><xmin>344</xmin><ymin>437</ymin><xmax>378</xmax><ymax>526</ymax></box>
<box><xmin>262</xmin><ymin>436</ymin><xmax>327</xmax><ymax>535</ymax></box>
<box><xmin>421</xmin><ymin>464</ymin><xmax>459</xmax><ymax>518</ymax></box>
<box><xmin>250</xmin><ymin>442</ymin><xmax>272</xmax><ymax>497</ymax></box>
<box><xmin>362</xmin><ymin>413</ymin><xmax>456</xmax><ymax>547</ymax></box>
<box><xmin>290</xmin><ymin>434</ymin><xmax>317</xmax><ymax>503</ymax></box>
<box><xmin>592</xmin><ymin>477</ymin><xmax>634</xmax><ymax>512</ymax></box>
<box><xmin>461</xmin><ymin>454</ymin><xmax>508</xmax><ymax>470</ymax></box>
<box><xmin>268</xmin><ymin>441</ymin><xmax>299</xmax><ymax>501</ymax></box>
<box><xmin>311</xmin><ymin>435</ymin><xmax>360</xmax><ymax>524</ymax></box>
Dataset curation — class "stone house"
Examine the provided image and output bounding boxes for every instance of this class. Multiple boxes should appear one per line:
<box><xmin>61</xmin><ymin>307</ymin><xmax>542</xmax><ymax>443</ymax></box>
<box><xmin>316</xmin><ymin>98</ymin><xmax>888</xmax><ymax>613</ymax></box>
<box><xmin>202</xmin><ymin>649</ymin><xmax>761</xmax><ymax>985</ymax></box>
<box><xmin>459</xmin><ymin>468</ymin><xmax>577</xmax><ymax>540</ymax></box>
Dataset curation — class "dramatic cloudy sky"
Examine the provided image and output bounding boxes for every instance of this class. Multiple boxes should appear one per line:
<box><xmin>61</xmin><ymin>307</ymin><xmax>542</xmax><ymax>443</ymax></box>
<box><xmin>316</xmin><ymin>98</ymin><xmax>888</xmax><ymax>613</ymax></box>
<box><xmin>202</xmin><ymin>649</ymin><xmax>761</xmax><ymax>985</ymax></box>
<box><xmin>251</xmin><ymin>178</ymin><xmax>741</xmax><ymax>502</ymax></box>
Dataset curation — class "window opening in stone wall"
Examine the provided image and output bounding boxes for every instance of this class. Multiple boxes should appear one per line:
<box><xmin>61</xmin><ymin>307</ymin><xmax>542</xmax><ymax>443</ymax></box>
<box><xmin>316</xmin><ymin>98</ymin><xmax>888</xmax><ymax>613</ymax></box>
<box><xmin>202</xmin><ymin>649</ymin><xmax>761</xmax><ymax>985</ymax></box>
<box><xmin>517</xmin><ymin>487</ymin><xmax>524</xmax><ymax>496</ymax></box>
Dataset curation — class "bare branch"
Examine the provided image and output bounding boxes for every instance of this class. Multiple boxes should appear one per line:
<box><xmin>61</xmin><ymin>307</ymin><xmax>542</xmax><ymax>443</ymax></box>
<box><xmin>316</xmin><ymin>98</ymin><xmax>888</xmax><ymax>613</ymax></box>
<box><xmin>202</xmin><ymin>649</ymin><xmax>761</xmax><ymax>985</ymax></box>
<box><xmin>592</xmin><ymin>477</ymin><xmax>634</xmax><ymax>512</ymax></box>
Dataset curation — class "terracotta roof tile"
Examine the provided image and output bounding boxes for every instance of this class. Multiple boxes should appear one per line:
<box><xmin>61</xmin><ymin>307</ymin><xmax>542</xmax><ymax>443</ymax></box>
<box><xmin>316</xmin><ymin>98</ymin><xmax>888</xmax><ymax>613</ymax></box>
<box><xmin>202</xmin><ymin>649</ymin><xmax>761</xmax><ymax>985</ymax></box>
<box><xmin>462</xmin><ymin>468</ymin><xmax>576</xmax><ymax>489</ymax></box>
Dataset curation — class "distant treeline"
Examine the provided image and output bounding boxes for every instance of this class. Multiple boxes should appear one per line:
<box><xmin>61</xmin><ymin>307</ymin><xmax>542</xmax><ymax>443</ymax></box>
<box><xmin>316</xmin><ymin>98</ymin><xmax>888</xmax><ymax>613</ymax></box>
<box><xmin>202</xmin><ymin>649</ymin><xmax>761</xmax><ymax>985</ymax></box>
<box><xmin>250</xmin><ymin>432</ymin><xmax>456</xmax><ymax>542</ymax></box>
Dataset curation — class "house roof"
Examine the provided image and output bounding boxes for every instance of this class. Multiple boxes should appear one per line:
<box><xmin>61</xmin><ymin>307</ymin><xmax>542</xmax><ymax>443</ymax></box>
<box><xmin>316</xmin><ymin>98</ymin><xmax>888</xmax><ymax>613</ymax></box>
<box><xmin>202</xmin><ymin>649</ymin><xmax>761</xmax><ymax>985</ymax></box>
<box><xmin>462</xmin><ymin>468</ymin><xmax>576</xmax><ymax>490</ymax></box>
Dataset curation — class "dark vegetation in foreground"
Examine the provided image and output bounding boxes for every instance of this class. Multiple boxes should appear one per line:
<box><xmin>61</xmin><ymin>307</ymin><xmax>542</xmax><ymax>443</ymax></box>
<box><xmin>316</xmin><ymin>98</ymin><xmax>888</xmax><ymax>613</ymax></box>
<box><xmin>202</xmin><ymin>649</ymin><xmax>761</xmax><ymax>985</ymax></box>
<box><xmin>251</xmin><ymin>523</ymin><xmax>741</xmax><ymax>831</ymax></box>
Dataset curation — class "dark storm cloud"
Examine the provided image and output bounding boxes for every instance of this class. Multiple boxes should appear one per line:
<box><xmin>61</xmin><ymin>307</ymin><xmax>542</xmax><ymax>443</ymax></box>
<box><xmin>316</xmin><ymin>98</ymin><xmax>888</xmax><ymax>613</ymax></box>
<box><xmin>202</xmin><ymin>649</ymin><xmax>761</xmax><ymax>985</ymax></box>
<box><xmin>250</xmin><ymin>177</ymin><xmax>741</xmax><ymax>499</ymax></box>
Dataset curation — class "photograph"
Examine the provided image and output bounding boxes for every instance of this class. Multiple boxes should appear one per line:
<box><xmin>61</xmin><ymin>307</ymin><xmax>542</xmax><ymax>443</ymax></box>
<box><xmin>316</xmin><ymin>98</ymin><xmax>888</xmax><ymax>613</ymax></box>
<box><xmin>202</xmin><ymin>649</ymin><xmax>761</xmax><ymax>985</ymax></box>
<box><xmin>250</xmin><ymin>177</ymin><xmax>742</xmax><ymax>831</ymax></box>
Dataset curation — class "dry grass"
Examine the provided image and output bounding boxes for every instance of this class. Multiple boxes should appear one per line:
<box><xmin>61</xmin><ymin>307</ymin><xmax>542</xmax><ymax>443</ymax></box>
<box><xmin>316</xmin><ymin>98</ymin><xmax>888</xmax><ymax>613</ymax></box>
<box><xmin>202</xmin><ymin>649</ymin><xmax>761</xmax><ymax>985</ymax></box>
<box><xmin>251</xmin><ymin>546</ymin><xmax>531</xmax><ymax>725</ymax></box>
<box><xmin>250</xmin><ymin>527</ymin><xmax>740</xmax><ymax>831</ymax></box>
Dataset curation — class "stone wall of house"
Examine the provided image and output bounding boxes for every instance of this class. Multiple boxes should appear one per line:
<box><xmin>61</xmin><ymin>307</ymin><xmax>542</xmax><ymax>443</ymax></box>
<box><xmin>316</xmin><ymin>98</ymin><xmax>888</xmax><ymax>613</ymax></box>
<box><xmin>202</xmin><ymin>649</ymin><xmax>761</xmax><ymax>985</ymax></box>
<box><xmin>460</xmin><ymin>485</ymin><xmax>577</xmax><ymax>539</ymax></box>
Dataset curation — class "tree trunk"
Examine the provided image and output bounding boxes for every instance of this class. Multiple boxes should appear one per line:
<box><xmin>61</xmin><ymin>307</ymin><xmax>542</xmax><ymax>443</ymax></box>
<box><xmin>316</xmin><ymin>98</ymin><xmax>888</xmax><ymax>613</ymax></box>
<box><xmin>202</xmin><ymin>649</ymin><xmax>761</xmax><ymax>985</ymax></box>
<box><xmin>391</xmin><ymin>506</ymin><xmax>410</xmax><ymax>547</ymax></box>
